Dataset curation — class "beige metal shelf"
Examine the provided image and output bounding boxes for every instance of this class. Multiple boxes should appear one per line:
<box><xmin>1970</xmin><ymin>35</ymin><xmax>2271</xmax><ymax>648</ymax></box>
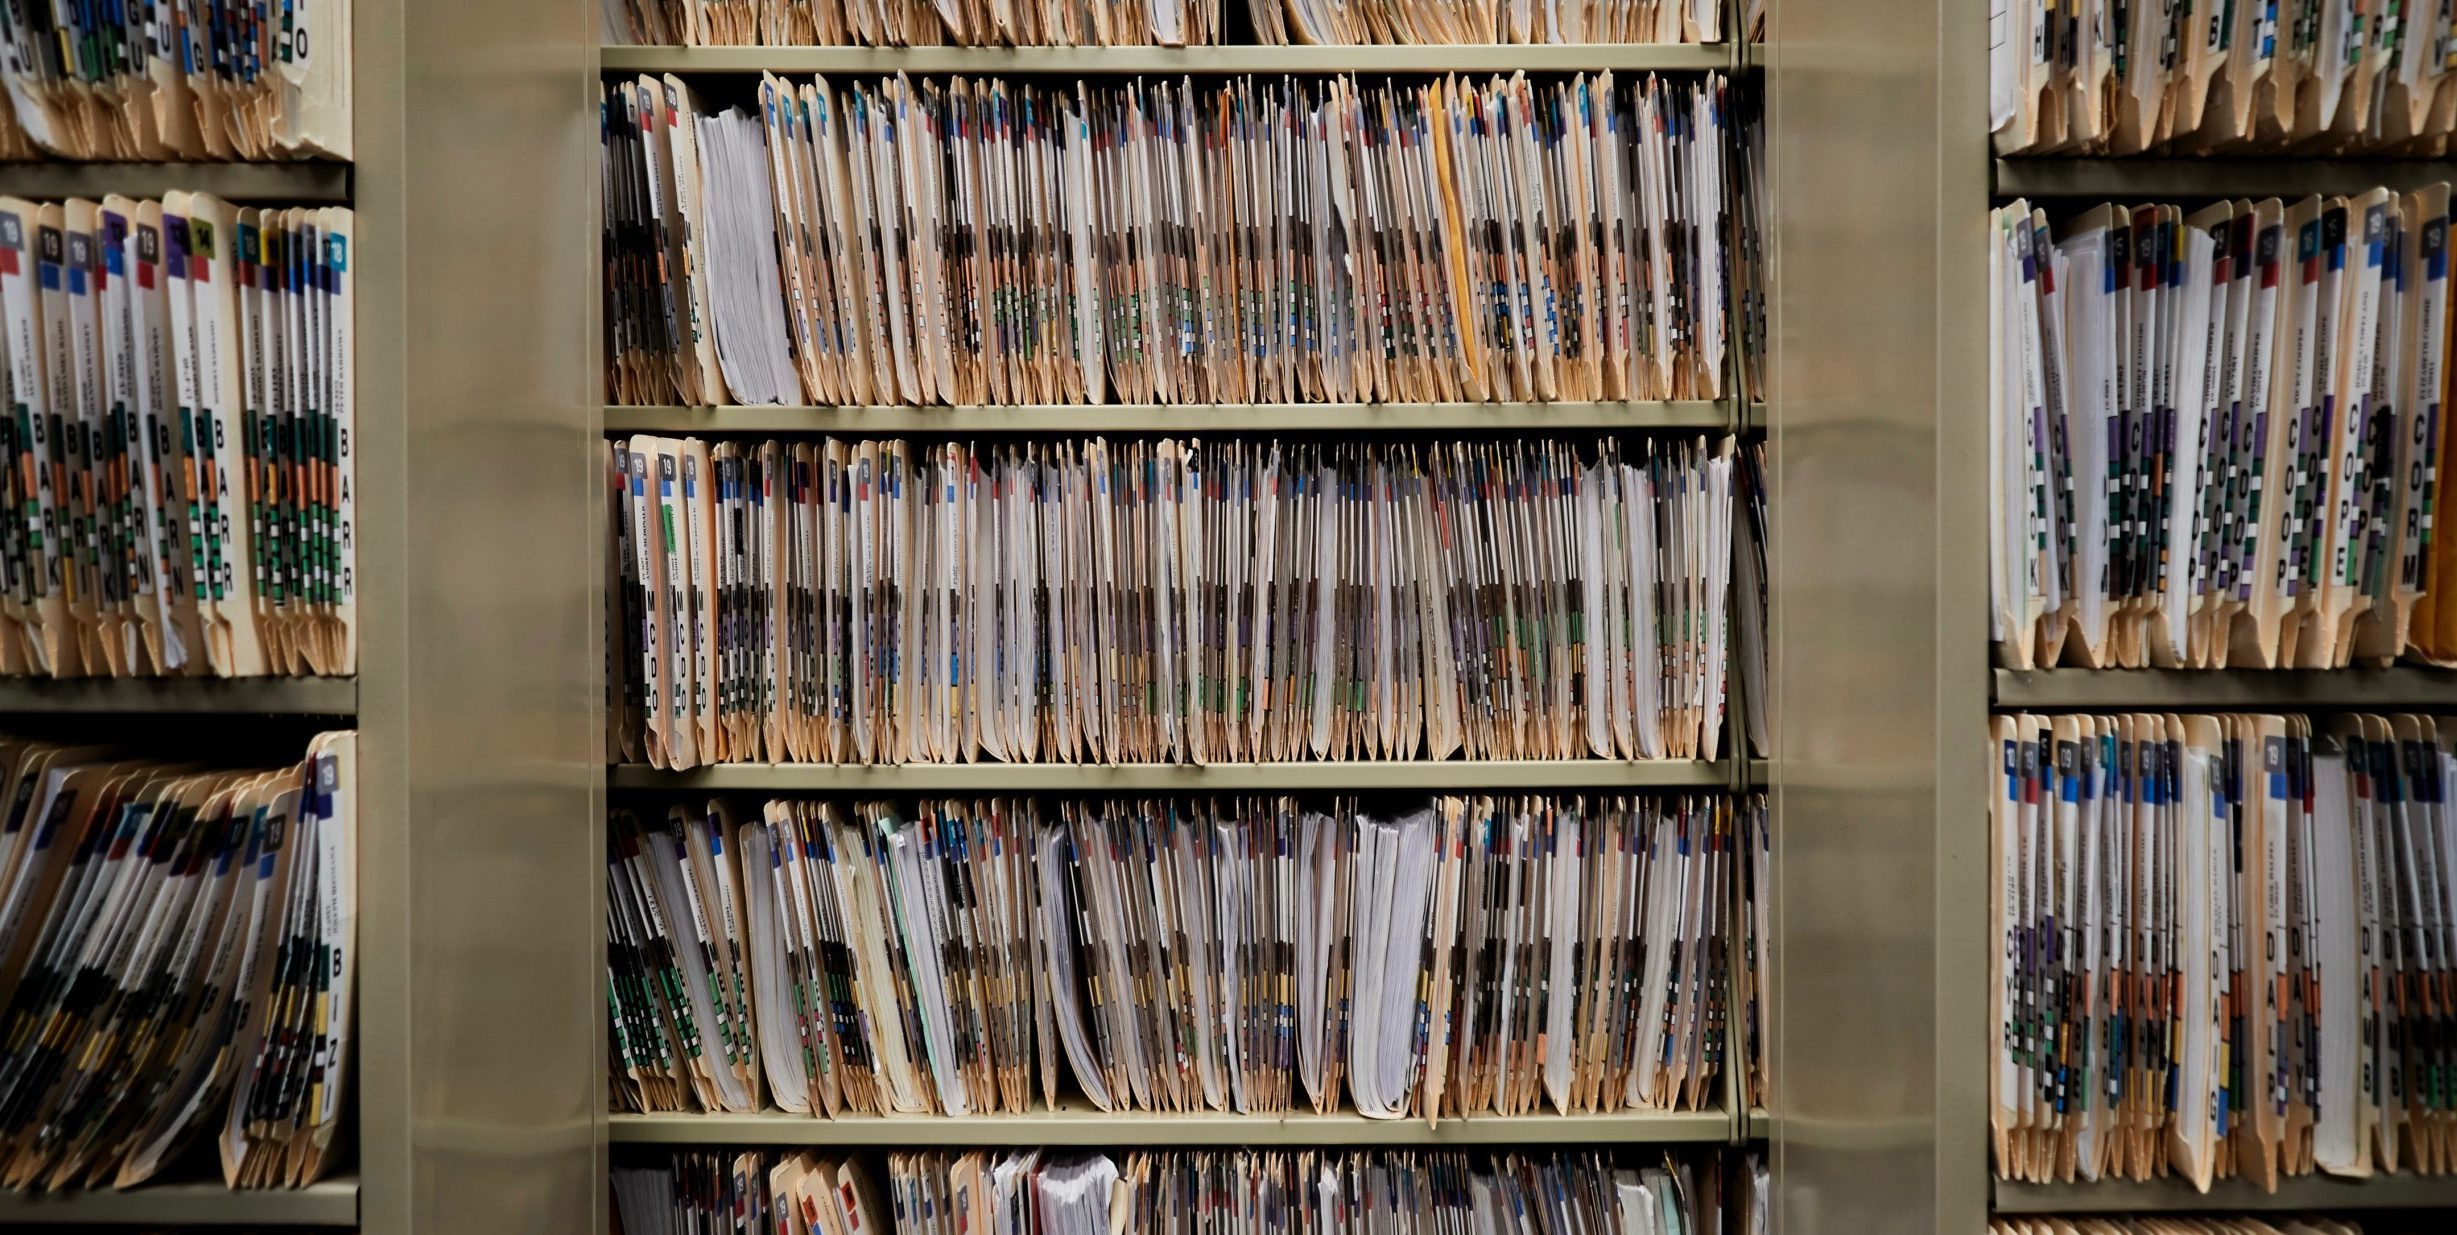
<box><xmin>1992</xmin><ymin>667</ymin><xmax>2457</xmax><ymax>711</ymax></box>
<box><xmin>1993</xmin><ymin>1173</ymin><xmax>2457</xmax><ymax>1214</ymax></box>
<box><xmin>0</xmin><ymin>1177</ymin><xmax>359</xmax><ymax>1225</ymax></box>
<box><xmin>601</xmin><ymin>43</ymin><xmax>1733</xmax><ymax>74</ymax></box>
<box><xmin>610</xmin><ymin>1106</ymin><xmax>1729</xmax><ymax>1146</ymax></box>
<box><xmin>1745</xmin><ymin>1107</ymin><xmax>1768</xmax><ymax>1139</ymax></box>
<box><xmin>0</xmin><ymin>676</ymin><xmax>357</xmax><ymax>714</ymax></box>
<box><xmin>1993</xmin><ymin>157</ymin><xmax>2455</xmax><ymax>199</ymax></box>
<box><xmin>0</xmin><ymin>161</ymin><xmax>352</xmax><ymax>202</ymax></box>
<box><xmin>604</xmin><ymin>401</ymin><xmax>1733</xmax><ymax>434</ymax></box>
<box><xmin>611</xmin><ymin>758</ymin><xmax>1740</xmax><ymax>792</ymax></box>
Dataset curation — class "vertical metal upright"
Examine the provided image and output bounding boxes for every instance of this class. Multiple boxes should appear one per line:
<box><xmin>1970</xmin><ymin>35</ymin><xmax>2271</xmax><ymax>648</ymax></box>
<box><xmin>353</xmin><ymin>0</ymin><xmax>600</xmax><ymax>1231</ymax></box>
<box><xmin>1762</xmin><ymin>1</ymin><xmax>1988</xmax><ymax>1234</ymax></box>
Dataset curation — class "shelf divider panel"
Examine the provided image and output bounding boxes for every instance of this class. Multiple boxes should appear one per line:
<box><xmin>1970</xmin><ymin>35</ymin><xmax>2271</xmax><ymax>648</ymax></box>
<box><xmin>1992</xmin><ymin>667</ymin><xmax>2457</xmax><ymax>711</ymax></box>
<box><xmin>1993</xmin><ymin>158</ymin><xmax>2456</xmax><ymax>198</ymax></box>
<box><xmin>0</xmin><ymin>161</ymin><xmax>352</xmax><ymax>202</ymax></box>
<box><xmin>0</xmin><ymin>1178</ymin><xmax>360</xmax><ymax>1226</ymax></box>
<box><xmin>1993</xmin><ymin>1174</ymin><xmax>2457</xmax><ymax>1214</ymax></box>
<box><xmin>0</xmin><ymin>676</ymin><xmax>357</xmax><ymax>715</ymax></box>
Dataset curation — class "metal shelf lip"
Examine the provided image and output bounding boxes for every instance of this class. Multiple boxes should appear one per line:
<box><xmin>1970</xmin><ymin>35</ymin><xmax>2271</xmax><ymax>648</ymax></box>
<box><xmin>0</xmin><ymin>676</ymin><xmax>358</xmax><ymax>715</ymax></box>
<box><xmin>1744</xmin><ymin>1107</ymin><xmax>1769</xmax><ymax>1139</ymax></box>
<box><xmin>1993</xmin><ymin>157</ymin><xmax>2456</xmax><ymax>199</ymax></box>
<box><xmin>1993</xmin><ymin>1174</ymin><xmax>2457</xmax><ymax>1214</ymax></box>
<box><xmin>0</xmin><ymin>1177</ymin><xmax>360</xmax><ymax>1225</ymax></box>
<box><xmin>0</xmin><ymin>161</ymin><xmax>352</xmax><ymax>202</ymax></box>
<box><xmin>1992</xmin><ymin>667</ymin><xmax>2457</xmax><ymax>711</ymax></box>
<box><xmin>609</xmin><ymin>1107</ymin><xmax>1730</xmax><ymax>1146</ymax></box>
<box><xmin>600</xmin><ymin>43</ymin><xmax>1734</xmax><ymax>74</ymax></box>
<box><xmin>610</xmin><ymin>758</ymin><xmax>1734</xmax><ymax>792</ymax></box>
<box><xmin>604</xmin><ymin>400</ymin><xmax>1731</xmax><ymax>434</ymax></box>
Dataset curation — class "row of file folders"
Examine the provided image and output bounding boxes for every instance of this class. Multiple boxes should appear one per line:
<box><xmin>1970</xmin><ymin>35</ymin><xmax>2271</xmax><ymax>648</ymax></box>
<box><xmin>601</xmin><ymin>0</ymin><xmax>1761</xmax><ymax>47</ymax></box>
<box><xmin>0</xmin><ymin>1</ymin><xmax>352</xmax><ymax>160</ymax></box>
<box><xmin>613</xmin><ymin>1149</ymin><xmax>1763</xmax><ymax>1235</ymax></box>
<box><xmin>0</xmin><ymin>732</ymin><xmax>359</xmax><ymax>1192</ymax></box>
<box><xmin>1992</xmin><ymin>0</ymin><xmax>2457</xmax><ymax>154</ymax></box>
<box><xmin>1992</xmin><ymin>712</ymin><xmax>2457</xmax><ymax>1192</ymax></box>
<box><xmin>1988</xmin><ymin>185</ymin><xmax>2457</xmax><ymax>671</ymax></box>
<box><xmin>0</xmin><ymin>194</ymin><xmax>358</xmax><ymax>679</ymax></box>
<box><xmin>606</xmin><ymin>793</ymin><xmax>1769</xmax><ymax>1119</ymax></box>
<box><xmin>608</xmin><ymin>436</ymin><xmax>1768</xmax><ymax>767</ymax></box>
<box><xmin>603</xmin><ymin>71</ymin><xmax>1768</xmax><ymax>408</ymax></box>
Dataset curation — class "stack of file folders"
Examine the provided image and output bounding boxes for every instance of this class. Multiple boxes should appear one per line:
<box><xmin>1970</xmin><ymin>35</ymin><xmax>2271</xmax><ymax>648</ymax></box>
<box><xmin>605</xmin><ymin>792</ymin><xmax>1748</xmax><ymax>1119</ymax></box>
<box><xmin>1989</xmin><ymin>186</ymin><xmax>2457</xmax><ymax>670</ymax></box>
<box><xmin>1992</xmin><ymin>0</ymin><xmax>2457</xmax><ymax>154</ymax></box>
<box><xmin>603</xmin><ymin>72</ymin><xmax>1732</xmax><ymax>407</ymax></box>
<box><xmin>0</xmin><ymin>194</ymin><xmax>358</xmax><ymax>678</ymax></box>
<box><xmin>0</xmin><ymin>731</ymin><xmax>359</xmax><ymax>1191</ymax></box>
<box><xmin>1992</xmin><ymin>712</ymin><xmax>2457</xmax><ymax>1190</ymax></box>
<box><xmin>598</xmin><ymin>0</ymin><xmax>1727</xmax><ymax>45</ymax></box>
<box><xmin>612</xmin><ymin>1148</ymin><xmax>1750</xmax><ymax>1235</ymax></box>
<box><xmin>0</xmin><ymin>1</ymin><xmax>352</xmax><ymax>160</ymax></box>
<box><xmin>607</xmin><ymin>435</ymin><xmax>1735</xmax><ymax>767</ymax></box>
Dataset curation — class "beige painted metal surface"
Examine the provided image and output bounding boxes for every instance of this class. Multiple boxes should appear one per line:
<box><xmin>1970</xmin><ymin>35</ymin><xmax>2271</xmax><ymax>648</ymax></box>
<box><xmin>1765</xmin><ymin>0</ymin><xmax>1986</xmax><ymax>1233</ymax></box>
<box><xmin>355</xmin><ymin>0</ymin><xmax>598</xmax><ymax>1230</ymax></box>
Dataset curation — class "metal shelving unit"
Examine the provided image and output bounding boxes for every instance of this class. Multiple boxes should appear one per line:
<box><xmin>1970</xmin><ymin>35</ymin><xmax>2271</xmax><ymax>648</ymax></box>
<box><xmin>588</xmin><ymin>20</ymin><xmax>1772</xmax><ymax>1230</ymax></box>
<box><xmin>1971</xmin><ymin>68</ymin><xmax>2457</xmax><ymax>1235</ymax></box>
<box><xmin>601</xmin><ymin>43</ymin><xmax>1734</xmax><ymax>74</ymax></box>
<box><xmin>0</xmin><ymin>676</ymin><xmax>358</xmax><ymax>714</ymax></box>
<box><xmin>612</xmin><ymin>758</ymin><xmax>1748</xmax><ymax>792</ymax></box>
<box><xmin>0</xmin><ymin>160</ymin><xmax>353</xmax><ymax>202</ymax></box>
<box><xmin>1994</xmin><ymin>157</ymin><xmax>2457</xmax><ymax>199</ymax></box>
<box><xmin>606</xmin><ymin>400</ymin><xmax>1735</xmax><ymax>435</ymax></box>
<box><xmin>1993</xmin><ymin>1175</ymin><xmax>2457</xmax><ymax>1214</ymax></box>
<box><xmin>1992</xmin><ymin>667</ymin><xmax>2457</xmax><ymax>710</ymax></box>
<box><xmin>611</xmin><ymin>1108</ymin><xmax>1731</xmax><ymax>1147</ymax></box>
<box><xmin>0</xmin><ymin>1177</ymin><xmax>360</xmax><ymax>1226</ymax></box>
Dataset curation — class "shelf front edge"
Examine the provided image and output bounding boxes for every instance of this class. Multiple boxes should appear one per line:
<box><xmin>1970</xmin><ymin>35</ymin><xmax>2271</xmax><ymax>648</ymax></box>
<box><xmin>609</xmin><ymin>1108</ymin><xmax>1730</xmax><ymax>1146</ymax></box>
<box><xmin>599</xmin><ymin>44</ymin><xmax>1735</xmax><ymax>74</ymax></box>
<box><xmin>611</xmin><ymin>759</ymin><xmax>1736</xmax><ymax>791</ymax></box>
<box><xmin>0</xmin><ymin>1178</ymin><xmax>360</xmax><ymax>1226</ymax></box>
<box><xmin>603</xmin><ymin>401</ymin><xmax>1732</xmax><ymax>434</ymax></box>
<box><xmin>1993</xmin><ymin>1174</ymin><xmax>2457</xmax><ymax>1214</ymax></box>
